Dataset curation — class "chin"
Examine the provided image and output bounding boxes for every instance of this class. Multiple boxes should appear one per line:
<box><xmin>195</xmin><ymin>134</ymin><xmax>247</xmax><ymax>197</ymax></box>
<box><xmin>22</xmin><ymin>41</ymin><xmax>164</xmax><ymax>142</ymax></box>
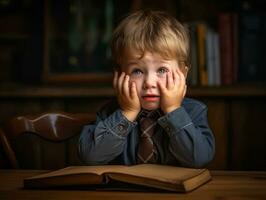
<box><xmin>141</xmin><ymin>102</ymin><xmax>160</xmax><ymax>111</ymax></box>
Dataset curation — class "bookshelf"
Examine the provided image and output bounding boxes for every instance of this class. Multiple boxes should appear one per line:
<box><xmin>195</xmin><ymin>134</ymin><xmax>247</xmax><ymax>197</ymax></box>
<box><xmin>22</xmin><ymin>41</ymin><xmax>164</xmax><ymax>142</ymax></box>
<box><xmin>0</xmin><ymin>84</ymin><xmax>265</xmax><ymax>98</ymax></box>
<box><xmin>1</xmin><ymin>0</ymin><xmax>265</xmax><ymax>85</ymax></box>
<box><xmin>0</xmin><ymin>0</ymin><xmax>43</xmax><ymax>83</ymax></box>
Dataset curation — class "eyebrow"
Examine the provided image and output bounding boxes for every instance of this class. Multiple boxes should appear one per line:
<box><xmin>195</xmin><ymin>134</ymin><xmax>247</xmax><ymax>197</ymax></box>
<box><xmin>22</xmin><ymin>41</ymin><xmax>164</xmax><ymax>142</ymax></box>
<box><xmin>124</xmin><ymin>58</ymin><xmax>172</xmax><ymax>69</ymax></box>
<box><xmin>125</xmin><ymin>61</ymin><xmax>139</xmax><ymax>68</ymax></box>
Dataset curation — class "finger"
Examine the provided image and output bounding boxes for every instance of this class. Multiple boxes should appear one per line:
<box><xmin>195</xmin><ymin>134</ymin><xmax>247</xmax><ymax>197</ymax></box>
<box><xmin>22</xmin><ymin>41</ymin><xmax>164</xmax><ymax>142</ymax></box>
<box><xmin>118</xmin><ymin>72</ymin><xmax>125</xmax><ymax>94</ymax></box>
<box><xmin>167</xmin><ymin>71</ymin><xmax>174</xmax><ymax>89</ymax></box>
<box><xmin>174</xmin><ymin>68</ymin><xmax>183</xmax><ymax>89</ymax></box>
<box><xmin>113</xmin><ymin>71</ymin><xmax>118</xmax><ymax>90</ymax></box>
<box><xmin>113</xmin><ymin>71</ymin><xmax>119</xmax><ymax>96</ymax></box>
<box><xmin>183</xmin><ymin>84</ymin><xmax>187</xmax><ymax>97</ymax></box>
<box><xmin>176</xmin><ymin>67</ymin><xmax>187</xmax><ymax>95</ymax></box>
<box><xmin>157</xmin><ymin>81</ymin><xmax>167</xmax><ymax>94</ymax></box>
<box><xmin>130</xmin><ymin>82</ymin><xmax>138</xmax><ymax>99</ymax></box>
<box><xmin>172</xmin><ymin>68</ymin><xmax>177</xmax><ymax>82</ymax></box>
<box><xmin>122</xmin><ymin>75</ymin><xmax>130</xmax><ymax>97</ymax></box>
<box><xmin>176</xmin><ymin>67</ymin><xmax>185</xmax><ymax>84</ymax></box>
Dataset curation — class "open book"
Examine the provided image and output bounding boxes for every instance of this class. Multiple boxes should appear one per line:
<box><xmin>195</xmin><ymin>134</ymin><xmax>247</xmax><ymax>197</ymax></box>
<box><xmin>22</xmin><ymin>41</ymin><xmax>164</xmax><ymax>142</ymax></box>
<box><xmin>24</xmin><ymin>164</ymin><xmax>211</xmax><ymax>192</ymax></box>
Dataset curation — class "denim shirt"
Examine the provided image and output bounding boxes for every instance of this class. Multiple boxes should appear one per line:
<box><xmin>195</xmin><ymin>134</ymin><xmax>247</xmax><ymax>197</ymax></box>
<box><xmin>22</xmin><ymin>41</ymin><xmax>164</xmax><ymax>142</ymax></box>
<box><xmin>78</xmin><ymin>97</ymin><xmax>215</xmax><ymax>168</ymax></box>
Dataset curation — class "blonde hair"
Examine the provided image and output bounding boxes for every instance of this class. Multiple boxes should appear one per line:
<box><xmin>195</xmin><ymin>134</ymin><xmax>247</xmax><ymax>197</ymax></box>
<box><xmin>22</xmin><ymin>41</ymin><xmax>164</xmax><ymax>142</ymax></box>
<box><xmin>111</xmin><ymin>10</ymin><xmax>190</xmax><ymax>69</ymax></box>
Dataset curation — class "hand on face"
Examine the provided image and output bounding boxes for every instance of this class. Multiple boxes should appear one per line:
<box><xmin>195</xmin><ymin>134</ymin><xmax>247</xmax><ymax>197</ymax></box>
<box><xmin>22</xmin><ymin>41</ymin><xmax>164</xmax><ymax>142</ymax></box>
<box><xmin>157</xmin><ymin>67</ymin><xmax>187</xmax><ymax>113</ymax></box>
<box><xmin>113</xmin><ymin>71</ymin><xmax>141</xmax><ymax>121</ymax></box>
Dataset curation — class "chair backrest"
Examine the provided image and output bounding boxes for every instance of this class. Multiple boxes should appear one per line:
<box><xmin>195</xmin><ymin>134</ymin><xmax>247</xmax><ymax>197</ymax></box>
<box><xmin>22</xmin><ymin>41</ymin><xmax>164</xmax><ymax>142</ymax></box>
<box><xmin>1</xmin><ymin>112</ymin><xmax>95</xmax><ymax>169</ymax></box>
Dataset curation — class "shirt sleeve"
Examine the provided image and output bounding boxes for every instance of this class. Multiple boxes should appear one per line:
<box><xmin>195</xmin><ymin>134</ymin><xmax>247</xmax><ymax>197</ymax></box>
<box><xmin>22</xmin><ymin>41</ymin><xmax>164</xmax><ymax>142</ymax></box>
<box><xmin>78</xmin><ymin>109</ymin><xmax>137</xmax><ymax>165</ymax></box>
<box><xmin>157</xmin><ymin>106</ymin><xmax>215</xmax><ymax>168</ymax></box>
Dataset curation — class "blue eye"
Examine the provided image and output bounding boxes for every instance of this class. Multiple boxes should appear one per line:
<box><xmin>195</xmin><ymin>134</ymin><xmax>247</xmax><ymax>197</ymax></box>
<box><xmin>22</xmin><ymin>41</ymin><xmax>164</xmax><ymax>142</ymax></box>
<box><xmin>158</xmin><ymin>67</ymin><xmax>168</xmax><ymax>75</ymax></box>
<box><xmin>131</xmin><ymin>68</ymin><xmax>143</xmax><ymax>76</ymax></box>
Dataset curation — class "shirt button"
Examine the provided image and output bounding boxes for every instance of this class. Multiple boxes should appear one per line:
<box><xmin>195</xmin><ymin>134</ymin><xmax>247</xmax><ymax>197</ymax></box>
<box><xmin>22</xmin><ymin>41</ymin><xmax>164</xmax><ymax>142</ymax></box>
<box><xmin>165</xmin><ymin>127</ymin><xmax>171</xmax><ymax>132</ymax></box>
<box><xmin>118</xmin><ymin>124</ymin><xmax>125</xmax><ymax>131</ymax></box>
<box><xmin>162</xmin><ymin>118</ymin><xmax>167</xmax><ymax>123</ymax></box>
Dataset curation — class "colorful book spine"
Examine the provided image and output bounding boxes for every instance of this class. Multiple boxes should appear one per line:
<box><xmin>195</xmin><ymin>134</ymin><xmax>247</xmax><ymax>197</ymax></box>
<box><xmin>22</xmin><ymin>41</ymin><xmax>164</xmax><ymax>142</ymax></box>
<box><xmin>218</xmin><ymin>13</ymin><xmax>234</xmax><ymax>85</ymax></box>
<box><xmin>196</xmin><ymin>23</ymin><xmax>208</xmax><ymax>86</ymax></box>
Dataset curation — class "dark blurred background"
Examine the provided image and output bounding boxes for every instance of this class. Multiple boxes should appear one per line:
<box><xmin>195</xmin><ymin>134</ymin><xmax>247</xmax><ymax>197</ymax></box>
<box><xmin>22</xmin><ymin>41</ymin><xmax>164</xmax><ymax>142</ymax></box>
<box><xmin>0</xmin><ymin>0</ymin><xmax>265</xmax><ymax>170</ymax></box>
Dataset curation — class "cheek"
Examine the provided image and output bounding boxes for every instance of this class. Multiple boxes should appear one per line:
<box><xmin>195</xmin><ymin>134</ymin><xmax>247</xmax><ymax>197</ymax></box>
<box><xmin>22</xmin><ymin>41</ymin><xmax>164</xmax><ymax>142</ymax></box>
<box><xmin>157</xmin><ymin>76</ymin><xmax>167</xmax><ymax>86</ymax></box>
<box><xmin>129</xmin><ymin>78</ymin><xmax>142</xmax><ymax>96</ymax></box>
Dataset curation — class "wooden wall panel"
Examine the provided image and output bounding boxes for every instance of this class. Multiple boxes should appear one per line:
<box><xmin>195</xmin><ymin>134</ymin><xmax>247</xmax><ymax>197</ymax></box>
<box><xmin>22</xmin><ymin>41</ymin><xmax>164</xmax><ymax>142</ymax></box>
<box><xmin>40</xmin><ymin>99</ymin><xmax>65</xmax><ymax>112</ymax></box>
<box><xmin>65</xmin><ymin>98</ymin><xmax>110</xmax><ymax>113</ymax></box>
<box><xmin>231</xmin><ymin>98</ymin><xmax>266</xmax><ymax>170</ymax></box>
<box><xmin>0</xmin><ymin>100</ymin><xmax>42</xmax><ymax>126</ymax></box>
<box><xmin>201</xmin><ymin>99</ymin><xmax>229</xmax><ymax>170</ymax></box>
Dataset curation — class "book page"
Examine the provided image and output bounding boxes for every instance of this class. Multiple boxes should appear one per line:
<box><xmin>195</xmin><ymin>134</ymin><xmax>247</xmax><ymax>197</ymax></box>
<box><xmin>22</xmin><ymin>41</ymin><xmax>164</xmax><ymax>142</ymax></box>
<box><xmin>108</xmin><ymin>164</ymin><xmax>206</xmax><ymax>184</ymax></box>
<box><xmin>26</xmin><ymin>165</ymin><xmax>128</xmax><ymax>180</ymax></box>
<box><xmin>106</xmin><ymin>164</ymin><xmax>210</xmax><ymax>192</ymax></box>
<box><xmin>24</xmin><ymin>165</ymin><xmax>130</xmax><ymax>188</ymax></box>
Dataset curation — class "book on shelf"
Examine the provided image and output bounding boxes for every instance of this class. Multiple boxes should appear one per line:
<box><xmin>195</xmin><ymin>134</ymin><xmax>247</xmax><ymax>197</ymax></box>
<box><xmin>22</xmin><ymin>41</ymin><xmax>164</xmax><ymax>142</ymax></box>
<box><xmin>23</xmin><ymin>164</ymin><xmax>211</xmax><ymax>193</ymax></box>
<box><xmin>187</xmin><ymin>22</ymin><xmax>221</xmax><ymax>86</ymax></box>
<box><xmin>196</xmin><ymin>23</ymin><xmax>208</xmax><ymax>86</ymax></box>
<box><xmin>232</xmin><ymin>0</ymin><xmax>266</xmax><ymax>83</ymax></box>
<box><xmin>218</xmin><ymin>12</ymin><xmax>238</xmax><ymax>85</ymax></box>
<box><xmin>187</xmin><ymin>22</ymin><xmax>199</xmax><ymax>86</ymax></box>
<box><xmin>206</xmin><ymin>28</ymin><xmax>221</xmax><ymax>86</ymax></box>
<box><xmin>238</xmin><ymin>13</ymin><xmax>266</xmax><ymax>82</ymax></box>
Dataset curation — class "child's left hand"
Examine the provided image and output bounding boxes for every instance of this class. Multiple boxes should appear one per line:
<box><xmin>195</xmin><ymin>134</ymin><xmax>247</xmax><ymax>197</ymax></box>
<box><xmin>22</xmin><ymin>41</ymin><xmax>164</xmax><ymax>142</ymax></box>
<box><xmin>157</xmin><ymin>67</ymin><xmax>187</xmax><ymax>113</ymax></box>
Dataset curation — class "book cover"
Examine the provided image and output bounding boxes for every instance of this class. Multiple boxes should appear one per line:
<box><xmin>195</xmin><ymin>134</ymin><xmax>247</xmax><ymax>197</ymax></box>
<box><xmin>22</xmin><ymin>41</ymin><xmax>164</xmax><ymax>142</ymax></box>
<box><xmin>213</xmin><ymin>32</ymin><xmax>221</xmax><ymax>86</ymax></box>
<box><xmin>235</xmin><ymin>0</ymin><xmax>266</xmax><ymax>82</ymax></box>
<box><xmin>24</xmin><ymin>164</ymin><xmax>211</xmax><ymax>193</ymax></box>
<box><xmin>238</xmin><ymin>14</ymin><xmax>266</xmax><ymax>82</ymax></box>
<box><xmin>206</xmin><ymin>28</ymin><xmax>221</xmax><ymax>86</ymax></box>
<box><xmin>218</xmin><ymin>13</ymin><xmax>234</xmax><ymax>85</ymax></box>
<box><xmin>187</xmin><ymin>22</ymin><xmax>199</xmax><ymax>86</ymax></box>
<box><xmin>196</xmin><ymin>23</ymin><xmax>208</xmax><ymax>86</ymax></box>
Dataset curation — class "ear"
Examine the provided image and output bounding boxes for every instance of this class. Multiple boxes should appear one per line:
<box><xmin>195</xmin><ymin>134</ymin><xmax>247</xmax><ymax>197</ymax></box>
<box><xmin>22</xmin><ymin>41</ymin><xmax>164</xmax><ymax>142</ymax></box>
<box><xmin>182</xmin><ymin>66</ymin><xmax>189</xmax><ymax>78</ymax></box>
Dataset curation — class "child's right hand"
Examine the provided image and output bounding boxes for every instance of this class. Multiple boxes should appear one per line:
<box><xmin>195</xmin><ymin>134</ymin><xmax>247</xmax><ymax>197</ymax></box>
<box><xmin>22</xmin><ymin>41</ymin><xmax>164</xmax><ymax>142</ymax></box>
<box><xmin>113</xmin><ymin>71</ymin><xmax>141</xmax><ymax>121</ymax></box>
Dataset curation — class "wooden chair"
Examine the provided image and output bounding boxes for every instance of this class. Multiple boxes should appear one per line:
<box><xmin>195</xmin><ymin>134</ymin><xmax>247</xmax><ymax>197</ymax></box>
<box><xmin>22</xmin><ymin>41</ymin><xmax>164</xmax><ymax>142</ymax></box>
<box><xmin>1</xmin><ymin>112</ymin><xmax>95</xmax><ymax>169</ymax></box>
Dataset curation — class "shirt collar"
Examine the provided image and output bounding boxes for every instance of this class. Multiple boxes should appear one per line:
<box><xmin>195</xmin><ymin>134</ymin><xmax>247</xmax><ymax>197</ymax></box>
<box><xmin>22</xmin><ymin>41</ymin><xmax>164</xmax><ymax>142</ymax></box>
<box><xmin>137</xmin><ymin>109</ymin><xmax>163</xmax><ymax>121</ymax></box>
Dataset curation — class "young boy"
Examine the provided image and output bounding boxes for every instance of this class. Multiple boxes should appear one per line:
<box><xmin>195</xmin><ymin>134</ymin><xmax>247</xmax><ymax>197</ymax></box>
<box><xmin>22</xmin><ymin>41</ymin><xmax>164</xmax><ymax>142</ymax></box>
<box><xmin>79</xmin><ymin>10</ymin><xmax>215</xmax><ymax>168</ymax></box>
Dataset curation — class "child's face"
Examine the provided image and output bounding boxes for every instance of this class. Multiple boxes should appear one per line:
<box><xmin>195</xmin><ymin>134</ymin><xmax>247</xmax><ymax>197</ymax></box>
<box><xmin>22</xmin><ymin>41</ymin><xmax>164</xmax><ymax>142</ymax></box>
<box><xmin>120</xmin><ymin>51</ymin><xmax>186</xmax><ymax>111</ymax></box>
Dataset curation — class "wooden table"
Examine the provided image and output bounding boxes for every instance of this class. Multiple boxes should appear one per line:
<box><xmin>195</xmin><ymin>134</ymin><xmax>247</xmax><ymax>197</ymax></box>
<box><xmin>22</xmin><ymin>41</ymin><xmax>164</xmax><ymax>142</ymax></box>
<box><xmin>0</xmin><ymin>170</ymin><xmax>266</xmax><ymax>200</ymax></box>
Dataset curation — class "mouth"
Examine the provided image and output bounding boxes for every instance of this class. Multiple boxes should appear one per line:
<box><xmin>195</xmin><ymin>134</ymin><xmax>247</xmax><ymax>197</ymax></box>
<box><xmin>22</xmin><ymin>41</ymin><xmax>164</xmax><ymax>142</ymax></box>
<box><xmin>142</xmin><ymin>95</ymin><xmax>160</xmax><ymax>102</ymax></box>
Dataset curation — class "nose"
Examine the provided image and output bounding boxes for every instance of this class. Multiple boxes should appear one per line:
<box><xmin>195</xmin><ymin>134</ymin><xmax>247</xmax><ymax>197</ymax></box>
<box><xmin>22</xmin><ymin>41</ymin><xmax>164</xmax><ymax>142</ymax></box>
<box><xmin>143</xmin><ymin>74</ymin><xmax>156</xmax><ymax>89</ymax></box>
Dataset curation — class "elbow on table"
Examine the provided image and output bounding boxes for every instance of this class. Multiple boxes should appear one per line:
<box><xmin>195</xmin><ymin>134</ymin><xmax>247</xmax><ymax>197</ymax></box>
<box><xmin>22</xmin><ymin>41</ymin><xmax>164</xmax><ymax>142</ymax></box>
<box><xmin>78</xmin><ymin>142</ymin><xmax>103</xmax><ymax>165</ymax></box>
<box><xmin>78</xmin><ymin>148</ymin><xmax>108</xmax><ymax>165</ymax></box>
<box><xmin>181</xmin><ymin>149</ymin><xmax>215</xmax><ymax>168</ymax></box>
<box><xmin>190</xmin><ymin>159</ymin><xmax>210</xmax><ymax>168</ymax></box>
<box><xmin>192</xmin><ymin>149</ymin><xmax>215</xmax><ymax>168</ymax></box>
